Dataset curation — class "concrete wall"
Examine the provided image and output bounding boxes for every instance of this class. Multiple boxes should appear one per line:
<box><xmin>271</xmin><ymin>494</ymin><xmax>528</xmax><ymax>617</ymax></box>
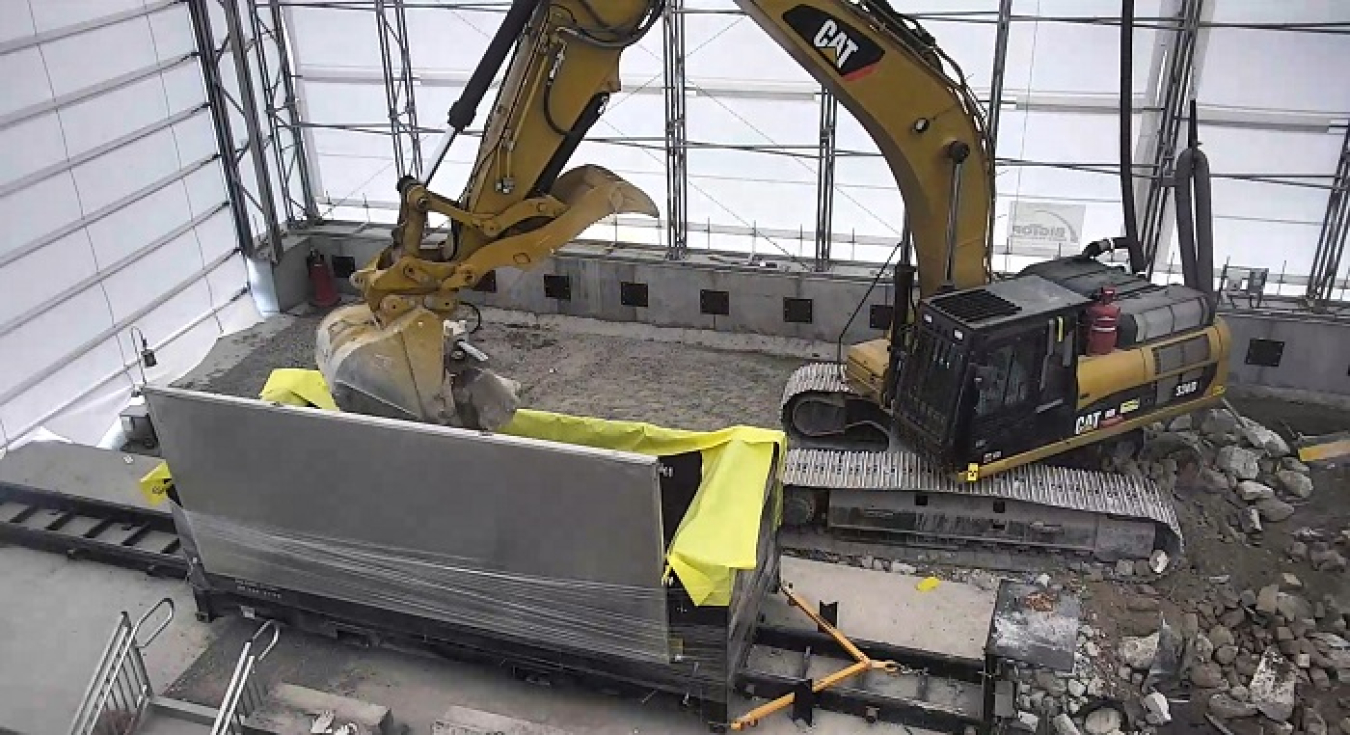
<box><xmin>274</xmin><ymin>225</ymin><xmax>1350</xmax><ymax>399</ymax></box>
<box><xmin>1222</xmin><ymin>311</ymin><xmax>1350</xmax><ymax>397</ymax></box>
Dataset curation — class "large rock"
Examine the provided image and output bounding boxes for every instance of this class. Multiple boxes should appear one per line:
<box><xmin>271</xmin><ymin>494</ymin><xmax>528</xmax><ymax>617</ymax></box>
<box><xmin>1242</xmin><ymin>421</ymin><xmax>1291</xmax><ymax>456</ymax></box>
<box><xmin>1257</xmin><ymin>584</ymin><xmax>1280</xmax><ymax>615</ymax></box>
<box><xmin>1052</xmin><ymin>713</ymin><xmax>1080</xmax><ymax>735</ymax></box>
<box><xmin>1236</xmin><ymin>480</ymin><xmax>1275</xmax><ymax>501</ymax></box>
<box><xmin>1190</xmin><ymin>633</ymin><xmax>1215</xmax><ymax>664</ymax></box>
<box><xmin>1216</xmin><ymin>445</ymin><xmax>1261</xmax><ymax>480</ymax></box>
<box><xmin>1120</xmin><ymin>631</ymin><xmax>1160</xmax><ymax>670</ymax></box>
<box><xmin>1209</xmin><ymin>693</ymin><xmax>1260</xmax><ymax>720</ymax></box>
<box><xmin>1202</xmin><ymin>409</ymin><xmax>1240</xmax><ymax>437</ymax></box>
<box><xmin>1194</xmin><ymin>467</ymin><xmax>1231</xmax><ymax>493</ymax></box>
<box><xmin>1249</xmin><ymin>648</ymin><xmax>1298</xmax><ymax>722</ymax></box>
<box><xmin>1256</xmin><ymin>497</ymin><xmax>1296</xmax><ymax>523</ymax></box>
<box><xmin>1191</xmin><ymin>663</ymin><xmax>1225</xmax><ymax>688</ymax></box>
<box><xmin>1035</xmin><ymin>670</ymin><xmax>1067</xmax><ymax>697</ymax></box>
<box><xmin>1276</xmin><ymin>470</ymin><xmax>1314</xmax><ymax>498</ymax></box>
<box><xmin>1277</xmin><ymin>593</ymin><xmax>1313</xmax><ymax>621</ymax></box>
<box><xmin>1210</xmin><ymin>625</ymin><xmax>1235</xmax><ymax>647</ymax></box>
<box><xmin>1280</xmin><ymin>457</ymin><xmax>1310</xmax><ymax>473</ymax></box>
<box><xmin>1215</xmin><ymin>645</ymin><xmax>1239</xmax><ymax>665</ymax></box>
<box><xmin>1311</xmin><ymin>547</ymin><xmax>1348</xmax><ymax>571</ymax></box>
<box><xmin>1084</xmin><ymin>708</ymin><xmax>1122</xmax><ymax>735</ymax></box>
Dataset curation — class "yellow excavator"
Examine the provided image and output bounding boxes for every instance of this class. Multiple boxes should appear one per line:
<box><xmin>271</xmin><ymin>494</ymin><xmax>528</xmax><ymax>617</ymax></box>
<box><xmin>317</xmin><ymin>0</ymin><xmax>1230</xmax><ymax>554</ymax></box>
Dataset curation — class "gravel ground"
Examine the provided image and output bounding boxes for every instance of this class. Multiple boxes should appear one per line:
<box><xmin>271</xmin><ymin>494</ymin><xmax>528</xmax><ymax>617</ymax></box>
<box><xmin>179</xmin><ymin>310</ymin><xmax>805</xmax><ymax>430</ymax></box>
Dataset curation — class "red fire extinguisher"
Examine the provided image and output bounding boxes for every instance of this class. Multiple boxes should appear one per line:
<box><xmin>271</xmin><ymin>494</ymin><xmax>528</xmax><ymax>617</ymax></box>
<box><xmin>307</xmin><ymin>250</ymin><xmax>340</xmax><ymax>308</ymax></box>
<box><xmin>1086</xmin><ymin>287</ymin><xmax>1120</xmax><ymax>356</ymax></box>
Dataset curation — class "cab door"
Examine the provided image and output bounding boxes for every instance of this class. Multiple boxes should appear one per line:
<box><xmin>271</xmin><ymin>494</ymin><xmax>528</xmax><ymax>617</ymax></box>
<box><xmin>963</xmin><ymin>317</ymin><xmax>1076</xmax><ymax>465</ymax></box>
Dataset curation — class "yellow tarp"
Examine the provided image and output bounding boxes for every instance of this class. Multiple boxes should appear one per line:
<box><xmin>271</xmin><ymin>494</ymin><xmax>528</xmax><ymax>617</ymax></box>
<box><xmin>250</xmin><ymin>368</ymin><xmax>785</xmax><ymax>606</ymax></box>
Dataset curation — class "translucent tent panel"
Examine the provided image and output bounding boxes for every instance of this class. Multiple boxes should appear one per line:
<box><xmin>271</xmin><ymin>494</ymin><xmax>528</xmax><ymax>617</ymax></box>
<box><xmin>0</xmin><ymin>0</ymin><xmax>259</xmax><ymax>451</ymax></box>
<box><xmin>1005</xmin><ymin>0</ymin><xmax>1162</xmax><ymax>96</ymax></box>
<box><xmin>1201</xmin><ymin>2</ymin><xmax>1350</xmax><ymax>114</ymax></box>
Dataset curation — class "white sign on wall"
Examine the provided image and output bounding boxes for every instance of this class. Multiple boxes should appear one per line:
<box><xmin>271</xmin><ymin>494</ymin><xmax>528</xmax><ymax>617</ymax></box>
<box><xmin>1008</xmin><ymin>201</ymin><xmax>1087</xmax><ymax>256</ymax></box>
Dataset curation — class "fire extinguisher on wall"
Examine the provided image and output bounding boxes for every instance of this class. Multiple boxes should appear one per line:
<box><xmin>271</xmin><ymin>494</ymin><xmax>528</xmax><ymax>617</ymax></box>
<box><xmin>307</xmin><ymin>249</ymin><xmax>340</xmax><ymax>308</ymax></box>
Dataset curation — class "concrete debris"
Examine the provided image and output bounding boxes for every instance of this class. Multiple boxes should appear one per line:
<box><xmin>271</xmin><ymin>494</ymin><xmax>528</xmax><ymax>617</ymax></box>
<box><xmin>1239</xmin><ymin>508</ymin><xmax>1263</xmax><ymax>534</ymax></box>
<box><xmin>1241</xmin><ymin>421</ymin><xmax>1290</xmax><ymax>456</ymax></box>
<box><xmin>1257</xmin><ymin>584</ymin><xmax>1280</xmax><ymax>615</ymax></box>
<box><xmin>1052</xmin><ymin>713</ymin><xmax>1081</xmax><ymax>735</ymax></box>
<box><xmin>1084</xmin><ymin>708</ymin><xmax>1122</xmax><ymax>735</ymax></box>
<box><xmin>1305</xmin><ymin>708</ymin><xmax>1329</xmax><ymax>735</ymax></box>
<box><xmin>1068</xmin><ymin>679</ymin><xmax>1086</xmax><ymax>698</ymax></box>
<box><xmin>1148</xmin><ymin>550</ymin><xmax>1169</xmax><ymax>574</ymax></box>
<box><xmin>1279</xmin><ymin>457</ymin><xmax>1310</xmax><ymax>473</ymax></box>
<box><xmin>1276</xmin><ymin>593</ymin><xmax>1312</xmax><ymax>621</ymax></box>
<box><xmin>892</xmin><ymin>562</ymin><xmax>919</xmax><ymax>575</ymax></box>
<box><xmin>1288</xmin><ymin>541</ymin><xmax>1309</xmax><ymax>561</ymax></box>
<box><xmin>1249</xmin><ymin>648</ymin><xmax>1297</xmax><ymax>722</ymax></box>
<box><xmin>1190</xmin><ymin>663</ymin><xmax>1225</xmax><ymax>688</ymax></box>
<box><xmin>1194</xmin><ymin>467</ymin><xmax>1230</xmax><ymax>493</ymax></box>
<box><xmin>1234</xmin><ymin>651</ymin><xmax>1259</xmax><ymax>677</ymax></box>
<box><xmin>1034</xmin><ymin>573</ymin><xmax>1052</xmax><ymax>588</ymax></box>
<box><xmin>1275</xmin><ymin>469</ymin><xmax>1313</xmax><ymax>498</ymax></box>
<box><xmin>1190</xmin><ymin>633</ymin><xmax>1215</xmax><ymax>665</ymax></box>
<box><xmin>1220</xmin><ymin>609</ymin><xmax>1246</xmax><ymax>628</ymax></box>
<box><xmin>1215</xmin><ymin>445</ymin><xmax>1260</xmax><ymax>480</ymax></box>
<box><xmin>1115</xmin><ymin>559</ymin><xmax>1134</xmax><ymax>577</ymax></box>
<box><xmin>1208</xmin><ymin>693</ymin><xmax>1259</xmax><ymax>720</ymax></box>
<box><xmin>1202</xmin><ymin>410</ymin><xmax>1239</xmax><ymax>437</ymax></box>
<box><xmin>1168</xmin><ymin>415</ymin><xmax>1193</xmax><ymax>432</ymax></box>
<box><xmin>1087</xmin><ymin>677</ymin><xmax>1105</xmax><ymax>697</ymax></box>
<box><xmin>1310</xmin><ymin>546</ymin><xmax>1348</xmax><ymax>571</ymax></box>
<box><xmin>1084</xmin><ymin>641</ymin><xmax>1099</xmax><ymax>657</ymax></box>
<box><xmin>1036</xmin><ymin>670</ymin><xmax>1068</xmax><ymax>697</ymax></box>
<box><xmin>1017</xmin><ymin>711</ymin><xmax>1040</xmax><ymax>731</ymax></box>
<box><xmin>1141</xmin><ymin>692</ymin><xmax>1171</xmax><ymax>725</ymax></box>
<box><xmin>1209</xmin><ymin>625</ymin><xmax>1235</xmax><ymax>648</ymax></box>
<box><xmin>1340</xmin><ymin>717</ymin><xmax>1350</xmax><ymax>735</ymax></box>
<box><xmin>1229</xmin><ymin>686</ymin><xmax>1249</xmax><ymax>702</ymax></box>
<box><xmin>1127</xmin><ymin>595</ymin><xmax>1161</xmax><ymax>612</ymax></box>
<box><xmin>1295</xmin><ymin>652</ymin><xmax>1312</xmax><ymax>668</ymax></box>
<box><xmin>1235</xmin><ymin>480</ymin><xmax>1274</xmax><ymax>501</ymax></box>
<box><xmin>1119</xmin><ymin>631</ymin><xmax>1160</xmax><ymax>670</ymax></box>
<box><xmin>1279</xmin><ymin>572</ymin><xmax>1303</xmax><ymax>589</ymax></box>
<box><xmin>1255</xmin><ymin>497</ymin><xmax>1295</xmax><ymax>523</ymax></box>
<box><xmin>1214</xmin><ymin>645</ymin><xmax>1238</xmax><ymax>665</ymax></box>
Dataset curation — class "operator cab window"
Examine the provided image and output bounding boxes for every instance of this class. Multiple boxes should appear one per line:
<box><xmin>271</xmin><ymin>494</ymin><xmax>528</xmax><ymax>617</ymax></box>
<box><xmin>975</xmin><ymin>341</ymin><xmax>1038</xmax><ymax>416</ymax></box>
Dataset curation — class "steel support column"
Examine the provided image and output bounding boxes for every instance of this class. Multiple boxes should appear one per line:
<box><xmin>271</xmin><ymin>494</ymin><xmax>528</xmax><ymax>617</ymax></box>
<box><xmin>663</xmin><ymin>0</ymin><xmax>688</xmax><ymax>260</ymax></box>
<box><xmin>374</xmin><ymin>0</ymin><xmax>423</xmax><ymax>178</ymax></box>
<box><xmin>1137</xmin><ymin>0</ymin><xmax>1204</xmax><ymax>275</ymax></box>
<box><xmin>250</xmin><ymin>0</ymin><xmax>320</xmax><ymax>222</ymax></box>
<box><xmin>814</xmin><ymin>90</ymin><xmax>838</xmax><ymax>271</ymax></box>
<box><xmin>1306</xmin><ymin>125</ymin><xmax>1350</xmax><ymax>309</ymax></box>
<box><xmin>986</xmin><ymin>0</ymin><xmax>1013</xmax><ymax>151</ymax></box>
<box><xmin>187</xmin><ymin>0</ymin><xmax>256</xmax><ymax>260</ymax></box>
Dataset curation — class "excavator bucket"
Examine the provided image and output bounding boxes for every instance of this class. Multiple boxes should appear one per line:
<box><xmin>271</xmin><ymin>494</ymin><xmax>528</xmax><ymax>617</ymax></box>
<box><xmin>315</xmin><ymin>303</ymin><xmax>521</xmax><ymax>429</ymax></box>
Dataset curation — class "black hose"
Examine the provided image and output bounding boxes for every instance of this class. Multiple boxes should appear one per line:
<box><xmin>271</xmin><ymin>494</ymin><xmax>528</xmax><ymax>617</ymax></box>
<box><xmin>447</xmin><ymin>0</ymin><xmax>545</xmax><ymax>133</ymax></box>
<box><xmin>1174</xmin><ymin>103</ymin><xmax>1215</xmax><ymax>301</ymax></box>
<box><xmin>1174</xmin><ymin>150</ymin><xmax>1200</xmax><ymax>287</ymax></box>
<box><xmin>1119</xmin><ymin>0</ymin><xmax>1144</xmax><ymax>274</ymax></box>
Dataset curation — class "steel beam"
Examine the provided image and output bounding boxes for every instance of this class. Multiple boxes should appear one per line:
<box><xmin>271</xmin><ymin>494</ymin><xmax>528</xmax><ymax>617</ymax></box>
<box><xmin>187</xmin><ymin>0</ymin><xmax>261</xmax><ymax>261</ymax></box>
<box><xmin>219</xmin><ymin>0</ymin><xmax>284</xmax><ymax>261</ymax></box>
<box><xmin>1306</xmin><ymin>125</ymin><xmax>1350</xmax><ymax>310</ymax></box>
<box><xmin>249</xmin><ymin>0</ymin><xmax>321</xmax><ymax>222</ymax></box>
<box><xmin>373</xmin><ymin>0</ymin><xmax>423</xmax><ymax>179</ymax></box>
<box><xmin>986</xmin><ymin>0</ymin><xmax>1013</xmax><ymax>151</ymax></box>
<box><xmin>813</xmin><ymin>91</ymin><xmax>838</xmax><ymax>272</ymax></box>
<box><xmin>662</xmin><ymin>0</ymin><xmax>688</xmax><ymax>260</ymax></box>
<box><xmin>1137</xmin><ymin>0</ymin><xmax>1205</xmax><ymax>274</ymax></box>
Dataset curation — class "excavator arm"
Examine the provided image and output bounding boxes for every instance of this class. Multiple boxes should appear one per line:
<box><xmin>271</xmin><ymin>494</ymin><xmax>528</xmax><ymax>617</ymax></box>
<box><xmin>317</xmin><ymin>0</ymin><xmax>995</xmax><ymax>428</ymax></box>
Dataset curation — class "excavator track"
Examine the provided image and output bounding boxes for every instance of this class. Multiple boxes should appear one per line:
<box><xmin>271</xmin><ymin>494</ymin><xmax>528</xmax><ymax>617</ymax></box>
<box><xmin>780</xmin><ymin>364</ymin><xmax>1183</xmax><ymax>560</ymax></box>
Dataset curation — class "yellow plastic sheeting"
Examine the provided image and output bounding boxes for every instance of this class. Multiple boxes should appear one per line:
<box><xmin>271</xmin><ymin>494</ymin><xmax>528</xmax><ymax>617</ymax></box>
<box><xmin>260</xmin><ymin>368</ymin><xmax>338</xmax><ymax>410</ymax></box>
<box><xmin>259</xmin><ymin>368</ymin><xmax>784</xmax><ymax>606</ymax></box>
<box><xmin>139</xmin><ymin>461</ymin><xmax>174</xmax><ymax>506</ymax></box>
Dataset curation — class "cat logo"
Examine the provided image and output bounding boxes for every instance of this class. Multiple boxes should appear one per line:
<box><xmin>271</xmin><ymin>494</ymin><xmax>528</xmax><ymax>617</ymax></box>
<box><xmin>783</xmin><ymin>6</ymin><xmax>885</xmax><ymax>81</ymax></box>
<box><xmin>813</xmin><ymin>19</ymin><xmax>859</xmax><ymax>71</ymax></box>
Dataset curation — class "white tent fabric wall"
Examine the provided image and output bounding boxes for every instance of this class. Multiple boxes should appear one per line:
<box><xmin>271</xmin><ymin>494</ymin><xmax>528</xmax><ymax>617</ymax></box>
<box><xmin>0</xmin><ymin>0</ymin><xmax>261</xmax><ymax>454</ymax></box>
<box><xmin>290</xmin><ymin>0</ymin><xmax>1346</xmax><ymax>285</ymax></box>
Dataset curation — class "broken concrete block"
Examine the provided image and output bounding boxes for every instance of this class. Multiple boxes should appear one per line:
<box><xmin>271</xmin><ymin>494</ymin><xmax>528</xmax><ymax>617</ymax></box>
<box><xmin>1084</xmin><ymin>707</ymin><xmax>1122</xmax><ymax>735</ymax></box>
<box><xmin>1216</xmin><ymin>445</ymin><xmax>1260</xmax><ymax>480</ymax></box>
<box><xmin>1249</xmin><ymin>648</ymin><xmax>1298</xmax><ymax>722</ymax></box>
<box><xmin>1142</xmin><ymin>691</ymin><xmax>1171</xmax><ymax>725</ymax></box>
<box><xmin>1275</xmin><ymin>470</ymin><xmax>1313</xmax><ymax>498</ymax></box>
<box><xmin>1119</xmin><ymin>631</ymin><xmax>1160</xmax><ymax>670</ymax></box>
<box><xmin>1255</xmin><ymin>497</ymin><xmax>1295</xmax><ymax>523</ymax></box>
<box><xmin>1236</xmin><ymin>480</ymin><xmax>1275</xmax><ymax>501</ymax></box>
<box><xmin>1208</xmin><ymin>693</ymin><xmax>1259</xmax><ymax>720</ymax></box>
<box><xmin>1257</xmin><ymin>584</ymin><xmax>1280</xmax><ymax>615</ymax></box>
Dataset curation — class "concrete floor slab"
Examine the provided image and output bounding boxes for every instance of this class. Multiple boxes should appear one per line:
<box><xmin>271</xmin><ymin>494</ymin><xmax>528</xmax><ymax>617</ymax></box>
<box><xmin>0</xmin><ymin>443</ymin><xmax>163</xmax><ymax>513</ymax></box>
<box><xmin>768</xmin><ymin>557</ymin><xmax>997</xmax><ymax>663</ymax></box>
<box><xmin>0</xmin><ymin>548</ymin><xmax>221</xmax><ymax>735</ymax></box>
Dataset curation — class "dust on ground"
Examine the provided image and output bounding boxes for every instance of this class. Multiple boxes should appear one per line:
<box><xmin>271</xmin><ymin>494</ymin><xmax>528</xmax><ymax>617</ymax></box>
<box><xmin>184</xmin><ymin>310</ymin><xmax>804</xmax><ymax>430</ymax></box>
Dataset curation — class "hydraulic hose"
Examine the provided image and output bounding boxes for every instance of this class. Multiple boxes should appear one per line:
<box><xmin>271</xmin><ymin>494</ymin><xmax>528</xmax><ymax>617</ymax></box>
<box><xmin>1173</xmin><ymin>103</ymin><xmax>1215</xmax><ymax>301</ymax></box>
<box><xmin>1119</xmin><ymin>0</ymin><xmax>1145</xmax><ymax>274</ymax></box>
<box><xmin>446</xmin><ymin>0</ymin><xmax>545</xmax><ymax>133</ymax></box>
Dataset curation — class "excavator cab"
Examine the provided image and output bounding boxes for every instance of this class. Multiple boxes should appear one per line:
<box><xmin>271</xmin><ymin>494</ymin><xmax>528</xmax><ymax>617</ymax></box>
<box><xmin>892</xmin><ymin>276</ymin><xmax>1090</xmax><ymax>473</ymax></box>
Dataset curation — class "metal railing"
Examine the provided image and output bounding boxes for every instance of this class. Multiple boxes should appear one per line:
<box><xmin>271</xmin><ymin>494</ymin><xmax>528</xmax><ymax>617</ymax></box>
<box><xmin>209</xmin><ymin>621</ymin><xmax>280</xmax><ymax>735</ymax></box>
<box><xmin>69</xmin><ymin>597</ymin><xmax>175</xmax><ymax>735</ymax></box>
